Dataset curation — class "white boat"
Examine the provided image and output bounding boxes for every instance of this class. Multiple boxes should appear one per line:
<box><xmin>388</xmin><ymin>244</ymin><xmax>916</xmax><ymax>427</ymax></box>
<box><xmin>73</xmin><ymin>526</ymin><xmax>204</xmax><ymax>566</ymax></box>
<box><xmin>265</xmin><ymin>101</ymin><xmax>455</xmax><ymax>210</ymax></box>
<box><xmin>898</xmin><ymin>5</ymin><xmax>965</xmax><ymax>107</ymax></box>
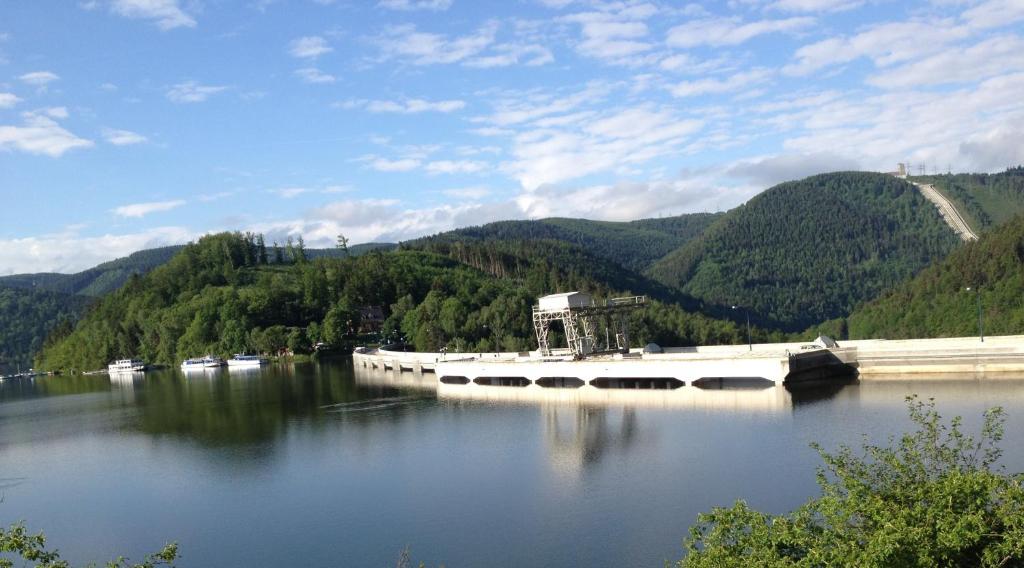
<box><xmin>181</xmin><ymin>358</ymin><xmax>207</xmax><ymax>371</ymax></box>
<box><xmin>108</xmin><ymin>359</ymin><xmax>146</xmax><ymax>374</ymax></box>
<box><xmin>202</xmin><ymin>355</ymin><xmax>226</xmax><ymax>368</ymax></box>
<box><xmin>227</xmin><ymin>354</ymin><xmax>268</xmax><ymax>367</ymax></box>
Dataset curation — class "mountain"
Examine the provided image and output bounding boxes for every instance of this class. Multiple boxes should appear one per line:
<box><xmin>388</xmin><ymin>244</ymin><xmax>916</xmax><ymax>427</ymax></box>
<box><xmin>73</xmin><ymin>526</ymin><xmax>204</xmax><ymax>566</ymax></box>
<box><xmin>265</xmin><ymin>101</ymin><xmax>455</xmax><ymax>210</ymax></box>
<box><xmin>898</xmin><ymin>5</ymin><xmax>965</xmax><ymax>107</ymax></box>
<box><xmin>37</xmin><ymin>232</ymin><xmax>754</xmax><ymax>371</ymax></box>
<box><xmin>415</xmin><ymin>213</ymin><xmax>722</xmax><ymax>272</ymax></box>
<box><xmin>0</xmin><ymin>245</ymin><xmax>185</xmax><ymax>297</ymax></box>
<box><xmin>0</xmin><ymin>287</ymin><xmax>90</xmax><ymax>374</ymax></box>
<box><xmin>646</xmin><ymin>172</ymin><xmax>963</xmax><ymax>332</ymax></box>
<box><xmin>912</xmin><ymin>167</ymin><xmax>1024</xmax><ymax>233</ymax></box>
<box><xmin>846</xmin><ymin>213</ymin><xmax>1024</xmax><ymax>339</ymax></box>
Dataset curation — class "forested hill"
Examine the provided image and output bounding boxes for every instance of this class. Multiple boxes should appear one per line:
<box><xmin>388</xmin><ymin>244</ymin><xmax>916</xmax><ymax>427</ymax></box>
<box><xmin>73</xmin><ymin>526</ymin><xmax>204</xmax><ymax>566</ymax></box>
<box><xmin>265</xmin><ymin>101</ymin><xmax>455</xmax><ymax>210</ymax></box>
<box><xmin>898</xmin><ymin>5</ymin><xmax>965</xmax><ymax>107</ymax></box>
<box><xmin>0</xmin><ymin>287</ymin><xmax>89</xmax><ymax>374</ymax></box>
<box><xmin>912</xmin><ymin>167</ymin><xmax>1024</xmax><ymax>233</ymax></box>
<box><xmin>37</xmin><ymin>232</ymin><xmax>756</xmax><ymax>371</ymax></box>
<box><xmin>413</xmin><ymin>213</ymin><xmax>722</xmax><ymax>272</ymax></box>
<box><xmin>0</xmin><ymin>245</ymin><xmax>184</xmax><ymax>297</ymax></box>
<box><xmin>846</xmin><ymin>213</ymin><xmax>1024</xmax><ymax>339</ymax></box>
<box><xmin>646</xmin><ymin>172</ymin><xmax>962</xmax><ymax>332</ymax></box>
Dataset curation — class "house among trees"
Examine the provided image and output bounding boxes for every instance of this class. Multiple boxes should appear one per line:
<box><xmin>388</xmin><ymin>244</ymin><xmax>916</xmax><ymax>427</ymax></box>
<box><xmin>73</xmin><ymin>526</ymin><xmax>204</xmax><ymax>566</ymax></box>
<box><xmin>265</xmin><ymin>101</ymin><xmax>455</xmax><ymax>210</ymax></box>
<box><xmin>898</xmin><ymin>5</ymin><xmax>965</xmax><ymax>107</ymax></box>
<box><xmin>358</xmin><ymin>306</ymin><xmax>385</xmax><ymax>333</ymax></box>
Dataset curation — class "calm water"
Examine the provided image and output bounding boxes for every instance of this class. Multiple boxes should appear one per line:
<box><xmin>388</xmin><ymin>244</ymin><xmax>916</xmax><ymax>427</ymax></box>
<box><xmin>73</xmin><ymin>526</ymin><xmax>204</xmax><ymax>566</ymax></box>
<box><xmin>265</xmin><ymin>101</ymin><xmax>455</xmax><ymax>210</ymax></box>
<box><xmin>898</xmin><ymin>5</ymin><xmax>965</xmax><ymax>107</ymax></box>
<box><xmin>2</xmin><ymin>361</ymin><xmax>1024</xmax><ymax>567</ymax></box>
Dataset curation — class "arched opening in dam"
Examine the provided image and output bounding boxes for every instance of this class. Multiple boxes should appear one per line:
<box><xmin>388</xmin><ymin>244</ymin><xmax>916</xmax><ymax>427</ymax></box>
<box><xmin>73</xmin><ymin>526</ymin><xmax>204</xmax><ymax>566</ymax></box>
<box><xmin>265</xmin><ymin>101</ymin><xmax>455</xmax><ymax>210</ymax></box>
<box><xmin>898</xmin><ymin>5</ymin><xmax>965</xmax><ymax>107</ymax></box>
<box><xmin>591</xmin><ymin>377</ymin><xmax>684</xmax><ymax>390</ymax></box>
<box><xmin>473</xmin><ymin>376</ymin><xmax>531</xmax><ymax>387</ymax></box>
<box><xmin>536</xmin><ymin>377</ymin><xmax>586</xmax><ymax>389</ymax></box>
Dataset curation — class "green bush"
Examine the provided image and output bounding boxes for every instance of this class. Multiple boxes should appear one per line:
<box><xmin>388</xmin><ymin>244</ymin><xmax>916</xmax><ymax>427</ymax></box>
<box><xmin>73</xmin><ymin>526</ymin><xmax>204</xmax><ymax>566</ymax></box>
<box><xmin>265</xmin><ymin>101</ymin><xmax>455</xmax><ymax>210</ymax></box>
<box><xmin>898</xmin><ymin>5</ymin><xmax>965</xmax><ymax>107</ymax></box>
<box><xmin>679</xmin><ymin>397</ymin><xmax>1024</xmax><ymax>567</ymax></box>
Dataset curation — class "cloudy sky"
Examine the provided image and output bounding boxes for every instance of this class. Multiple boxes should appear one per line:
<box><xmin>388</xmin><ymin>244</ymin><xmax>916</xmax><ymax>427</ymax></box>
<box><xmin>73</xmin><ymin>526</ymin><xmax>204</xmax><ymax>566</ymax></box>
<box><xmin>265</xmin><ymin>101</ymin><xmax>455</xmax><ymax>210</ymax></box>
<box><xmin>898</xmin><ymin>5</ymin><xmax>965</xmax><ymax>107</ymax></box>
<box><xmin>2</xmin><ymin>0</ymin><xmax>1023</xmax><ymax>273</ymax></box>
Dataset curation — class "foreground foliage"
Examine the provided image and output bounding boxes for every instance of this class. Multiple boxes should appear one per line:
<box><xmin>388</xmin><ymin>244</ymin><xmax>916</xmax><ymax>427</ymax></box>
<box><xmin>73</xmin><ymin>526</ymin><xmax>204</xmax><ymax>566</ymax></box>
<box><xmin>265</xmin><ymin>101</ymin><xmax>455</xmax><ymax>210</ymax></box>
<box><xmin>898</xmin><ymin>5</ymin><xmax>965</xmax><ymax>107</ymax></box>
<box><xmin>679</xmin><ymin>398</ymin><xmax>1024</xmax><ymax>567</ymax></box>
<box><xmin>0</xmin><ymin>523</ymin><xmax>177</xmax><ymax>567</ymax></box>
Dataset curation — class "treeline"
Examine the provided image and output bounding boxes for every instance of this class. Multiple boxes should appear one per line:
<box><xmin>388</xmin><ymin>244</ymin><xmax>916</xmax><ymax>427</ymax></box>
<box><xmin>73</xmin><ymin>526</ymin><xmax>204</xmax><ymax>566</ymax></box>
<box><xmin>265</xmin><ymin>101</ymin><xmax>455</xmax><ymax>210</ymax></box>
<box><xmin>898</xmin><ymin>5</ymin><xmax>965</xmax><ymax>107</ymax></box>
<box><xmin>37</xmin><ymin>232</ymin><xmax>762</xmax><ymax>371</ymax></box>
<box><xmin>415</xmin><ymin>213</ymin><xmax>721</xmax><ymax>272</ymax></box>
<box><xmin>0</xmin><ymin>287</ymin><xmax>89</xmax><ymax>373</ymax></box>
<box><xmin>845</xmin><ymin>212</ymin><xmax>1024</xmax><ymax>339</ymax></box>
<box><xmin>647</xmin><ymin>172</ymin><xmax>961</xmax><ymax>331</ymax></box>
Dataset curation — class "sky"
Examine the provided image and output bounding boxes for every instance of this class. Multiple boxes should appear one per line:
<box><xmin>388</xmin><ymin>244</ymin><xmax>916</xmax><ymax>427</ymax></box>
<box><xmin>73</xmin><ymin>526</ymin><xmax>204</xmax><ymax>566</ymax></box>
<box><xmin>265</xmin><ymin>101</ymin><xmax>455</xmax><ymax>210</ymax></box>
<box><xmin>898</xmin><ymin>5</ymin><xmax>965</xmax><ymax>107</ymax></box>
<box><xmin>1</xmin><ymin>0</ymin><xmax>1023</xmax><ymax>274</ymax></box>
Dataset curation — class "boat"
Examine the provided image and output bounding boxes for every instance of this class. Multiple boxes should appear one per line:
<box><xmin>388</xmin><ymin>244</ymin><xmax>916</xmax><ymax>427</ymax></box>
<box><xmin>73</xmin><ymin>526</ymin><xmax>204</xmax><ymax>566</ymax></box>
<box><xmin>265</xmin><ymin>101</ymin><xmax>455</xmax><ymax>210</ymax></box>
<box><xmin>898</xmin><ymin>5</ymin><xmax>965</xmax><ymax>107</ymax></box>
<box><xmin>182</xmin><ymin>355</ymin><xmax>226</xmax><ymax>371</ymax></box>
<box><xmin>108</xmin><ymin>359</ymin><xmax>146</xmax><ymax>374</ymax></box>
<box><xmin>227</xmin><ymin>354</ymin><xmax>268</xmax><ymax>367</ymax></box>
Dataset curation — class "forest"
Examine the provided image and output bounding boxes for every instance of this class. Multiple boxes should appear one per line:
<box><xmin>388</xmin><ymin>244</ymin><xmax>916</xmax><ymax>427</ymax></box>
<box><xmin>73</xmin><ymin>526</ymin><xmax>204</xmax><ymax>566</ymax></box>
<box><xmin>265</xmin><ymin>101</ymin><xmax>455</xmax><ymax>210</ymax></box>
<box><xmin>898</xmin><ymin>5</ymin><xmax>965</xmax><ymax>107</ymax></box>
<box><xmin>845</xmin><ymin>212</ymin><xmax>1024</xmax><ymax>339</ymax></box>
<box><xmin>36</xmin><ymin>232</ymin><xmax>757</xmax><ymax>371</ymax></box>
<box><xmin>646</xmin><ymin>172</ymin><xmax>961</xmax><ymax>331</ymax></box>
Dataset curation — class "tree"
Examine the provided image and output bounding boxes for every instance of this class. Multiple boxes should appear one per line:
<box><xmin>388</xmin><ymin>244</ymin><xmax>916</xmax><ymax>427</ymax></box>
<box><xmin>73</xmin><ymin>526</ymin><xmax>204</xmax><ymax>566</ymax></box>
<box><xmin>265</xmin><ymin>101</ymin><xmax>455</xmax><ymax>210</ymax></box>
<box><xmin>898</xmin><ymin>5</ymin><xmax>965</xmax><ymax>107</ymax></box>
<box><xmin>0</xmin><ymin>521</ymin><xmax>178</xmax><ymax>567</ymax></box>
<box><xmin>336</xmin><ymin>234</ymin><xmax>349</xmax><ymax>257</ymax></box>
<box><xmin>272</xmin><ymin>241</ymin><xmax>284</xmax><ymax>264</ymax></box>
<box><xmin>679</xmin><ymin>397</ymin><xmax>1024</xmax><ymax>567</ymax></box>
<box><xmin>256</xmin><ymin>234</ymin><xmax>268</xmax><ymax>265</ymax></box>
<box><xmin>295</xmin><ymin>236</ymin><xmax>308</xmax><ymax>264</ymax></box>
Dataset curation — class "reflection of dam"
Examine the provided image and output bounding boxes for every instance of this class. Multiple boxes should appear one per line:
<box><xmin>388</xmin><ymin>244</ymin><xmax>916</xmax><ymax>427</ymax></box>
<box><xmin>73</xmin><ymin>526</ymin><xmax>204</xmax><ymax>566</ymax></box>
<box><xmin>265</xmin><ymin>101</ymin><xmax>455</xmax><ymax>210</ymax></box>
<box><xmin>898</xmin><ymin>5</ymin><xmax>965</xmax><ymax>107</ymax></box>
<box><xmin>545</xmin><ymin>405</ymin><xmax>638</xmax><ymax>477</ymax></box>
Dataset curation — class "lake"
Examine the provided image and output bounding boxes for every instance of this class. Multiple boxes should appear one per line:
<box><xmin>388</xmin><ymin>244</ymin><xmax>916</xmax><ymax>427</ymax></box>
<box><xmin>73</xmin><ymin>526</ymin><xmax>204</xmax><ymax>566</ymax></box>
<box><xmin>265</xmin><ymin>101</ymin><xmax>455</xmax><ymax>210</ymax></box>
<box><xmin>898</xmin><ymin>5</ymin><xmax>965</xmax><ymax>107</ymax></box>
<box><xmin>2</xmin><ymin>360</ymin><xmax>1023</xmax><ymax>567</ymax></box>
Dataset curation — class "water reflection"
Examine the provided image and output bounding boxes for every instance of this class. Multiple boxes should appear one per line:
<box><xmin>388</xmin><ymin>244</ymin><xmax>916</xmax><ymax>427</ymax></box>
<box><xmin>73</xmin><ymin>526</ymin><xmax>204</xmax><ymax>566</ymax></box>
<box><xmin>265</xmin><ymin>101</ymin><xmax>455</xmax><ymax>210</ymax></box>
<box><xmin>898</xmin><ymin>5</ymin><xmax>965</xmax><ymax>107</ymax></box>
<box><xmin>545</xmin><ymin>405</ymin><xmax>638</xmax><ymax>478</ymax></box>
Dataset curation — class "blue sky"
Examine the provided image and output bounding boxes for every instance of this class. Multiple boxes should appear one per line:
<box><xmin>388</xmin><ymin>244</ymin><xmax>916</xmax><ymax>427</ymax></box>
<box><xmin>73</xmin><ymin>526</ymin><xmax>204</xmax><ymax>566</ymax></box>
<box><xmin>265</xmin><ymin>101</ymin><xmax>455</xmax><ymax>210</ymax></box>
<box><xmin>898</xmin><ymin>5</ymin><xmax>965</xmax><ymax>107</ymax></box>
<box><xmin>2</xmin><ymin>0</ymin><xmax>1023</xmax><ymax>273</ymax></box>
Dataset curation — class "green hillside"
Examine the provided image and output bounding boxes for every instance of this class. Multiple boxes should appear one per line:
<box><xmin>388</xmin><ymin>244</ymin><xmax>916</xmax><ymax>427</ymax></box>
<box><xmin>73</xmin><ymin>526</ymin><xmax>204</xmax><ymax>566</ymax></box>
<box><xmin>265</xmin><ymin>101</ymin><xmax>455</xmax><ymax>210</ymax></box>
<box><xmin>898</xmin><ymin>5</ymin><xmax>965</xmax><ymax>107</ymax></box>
<box><xmin>646</xmin><ymin>172</ymin><xmax>962</xmax><ymax>332</ymax></box>
<box><xmin>0</xmin><ymin>245</ymin><xmax>184</xmax><ymax>297</ymax></box>
<box><xmin>416</xmin><ymin>213</ymin><xmax>722</xmax><ymax>272</ymax></box>
<box><xmin>37</xmin><ymin>232</ymin><xmax>755</xmax><ymax>371</ymax></box>
<box><xmin>912</xmin><ymin>167</ymin><xmax>1024</xmax><ymax>233</ymax></box>
<box><xmin>847</xmin><ymin>213</ymin><xmax>1024</xmax><ymax>339</ymax></box>
<box><xmin>0</xmin><ymin>286</ymin><xmax>90</xmax><ymax>374</ymax></box>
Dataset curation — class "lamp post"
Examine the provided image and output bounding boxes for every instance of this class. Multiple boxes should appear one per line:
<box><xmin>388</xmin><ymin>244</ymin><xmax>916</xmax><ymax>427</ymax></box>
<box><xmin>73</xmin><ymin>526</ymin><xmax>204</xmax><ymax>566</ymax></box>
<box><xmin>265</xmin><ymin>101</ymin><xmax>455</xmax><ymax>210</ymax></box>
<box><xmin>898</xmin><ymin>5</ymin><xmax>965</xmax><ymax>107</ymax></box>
<box><xmin>732</xmin><ymin>305</ymin><xmax>752</xmax><ymax>351</ymax></box>
<box><xmin>966</xmin><ymin>286</ymin><xmax>984</xmax><ymax>342</ymax></box>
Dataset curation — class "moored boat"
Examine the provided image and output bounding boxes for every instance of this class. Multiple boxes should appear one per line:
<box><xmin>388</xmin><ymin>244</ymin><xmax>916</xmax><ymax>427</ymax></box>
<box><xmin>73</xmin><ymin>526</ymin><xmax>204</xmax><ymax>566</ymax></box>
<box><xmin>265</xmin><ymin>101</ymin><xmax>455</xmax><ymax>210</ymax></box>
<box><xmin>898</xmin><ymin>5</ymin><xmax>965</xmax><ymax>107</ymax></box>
<box><xmin>227</xmin><ymin>354</ymin><xmax>268</xmax><ymax>367</ymax></box>
<box><xmin>108</xmin><ymin>359</ymin><xmax>146</xmax><ymax>374</ymax></box>
<box><xmin>202</xmin><ymin>355</ymin><xmax>226</xmax><ymax>368</ymax></box>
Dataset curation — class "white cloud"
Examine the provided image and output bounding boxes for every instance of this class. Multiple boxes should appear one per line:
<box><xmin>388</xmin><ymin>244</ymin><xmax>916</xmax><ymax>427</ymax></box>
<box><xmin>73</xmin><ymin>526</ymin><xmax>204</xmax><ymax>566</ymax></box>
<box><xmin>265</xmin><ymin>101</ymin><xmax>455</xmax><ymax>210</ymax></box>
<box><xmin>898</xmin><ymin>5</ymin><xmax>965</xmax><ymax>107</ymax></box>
<box><xmin>0</xmin><ymin>226</ymin><xmax>194</xmax><ymax>274</ymax></box>
<box><xmin>378</xmin><ymin>0</ymin><xmax>452</xmax><ymax>10</ymax></box>
<box><xmin>0</xmin><ymin>113</ymin><xmax>93</xmax><ymax>157</ymax></box>
<box><xmin>272</xmin><ymin>187</ymin><xmax>311</xmax><ymax>198</ymax></box>
<box><xmin>375</xmin><ymin>22</ymin><xmax>497</xmax><ymax>65</ymax></box>
<box><xmin>426</xmin><ymin>160</ymin><xmax>487</xmax><ymax>174</ymax></box>
<box><xmin>166</xmin><ymin>81</ymin><xmax>228</xmax><ymax>103</ymax></box>
<box><xmin>294</xmin><ymin>67</ymin><xmax>336</xmax><ymax>84</ymax></box>
<box><xmin>961</xmin><ymin>0</ymin><xmax>1024</xmax><ymax>30</ymax></box>
<box><xmin>344</xmin><ymin>98</ymin><xmax>466</xmax><ymax>113</ymax></box>
<box><xmin>867</xmin><ymin>35</ymin><xmax>1024</xmax><ymax>89</ymax></box>
<box><xmin>508</xmin><ymin>104</ymin><xmax>704</xmax><ymax>189</ymax></box>
<box><xmin>670</xmin><ymin>68</ymin><xmax>772</xmax><ymax>97</ymax></box>
<box><xmin>442</xmin><ymin>186</ymin><xmax>491</xmax><ymax>199</ymax></box>
<box><xmin>783</xmin><ymin>20</ymin><xmax>969</xmax><ymax>76</ymax></box>
<box><xmin>289</xmin><ymin>36</ymin><xmax>332</xmax><ymax>59</ymax></box>
<box><xmin>103</xmin><ymin>128</ymin><xmax>148</xmax><ymax>145</ymax></box>
<box><xmin>370</xmin><ymin>157</ymin><xmax>421</xmax><ymax>171</ymax></box>
<box><xmin>112</xmin><ymin>199</ymin><xmax>187</xmax><ymax>218</ymax></box>
<box><xmin>110</xmin><ymin>0</ymin><xmax>196</xmax><ymax>30</ymax></box>
<box><xmin>19</xmin><ymin>71</ymin><xmax>59</xmax><ymax>86</ymax></box>
<box><xmin>768</xmin><ymin>0</ymin><xmax>863</xmax><ymax>12</ymax></box>
<box><xmin>726</xmin><ymin>152</ymin><xmax>861</xmax><ymax>187</ymax></box>
<box><xmin>464</xmin><ymin>44</ymin><xmax>554</xmax><ymax>68</ymax></box>
<box><xmin>562</xmin><ymin>9</ymin><xmax>654</xmax><ymax>63</ymax></box>
<box><xmin>0</xmin><ymin>93</ymin><xmax>20</xmax><ymax>108</ymax></box>
<box><xmin>666</xmin><ymin>16</ymin><xmax>813</xmax><ymax>48</ymax></box>
<box><xmin>44</xmin><ymin>107</ymin><xmax>69</xmax><ymax>119</ymax></box>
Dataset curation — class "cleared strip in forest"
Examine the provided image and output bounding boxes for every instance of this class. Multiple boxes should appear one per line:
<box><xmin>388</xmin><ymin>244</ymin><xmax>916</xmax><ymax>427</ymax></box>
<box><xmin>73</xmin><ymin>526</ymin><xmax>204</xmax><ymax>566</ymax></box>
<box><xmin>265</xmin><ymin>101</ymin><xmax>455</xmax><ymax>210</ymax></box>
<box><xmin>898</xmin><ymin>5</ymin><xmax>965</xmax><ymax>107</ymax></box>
<box><xmin>912</xmin><ymin>181</ymin><xmax>979</xmax><ymax>241</ymax></box>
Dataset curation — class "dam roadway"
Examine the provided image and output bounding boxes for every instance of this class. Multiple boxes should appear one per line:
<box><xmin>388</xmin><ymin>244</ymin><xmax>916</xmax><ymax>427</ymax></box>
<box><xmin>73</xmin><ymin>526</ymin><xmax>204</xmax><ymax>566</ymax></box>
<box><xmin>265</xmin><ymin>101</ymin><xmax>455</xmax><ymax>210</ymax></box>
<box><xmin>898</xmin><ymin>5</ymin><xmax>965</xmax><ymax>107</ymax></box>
<box><xmin>352</xmin><ymin>334</ymin><xmax>1024</xmax><ymax>389</ymax></box>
